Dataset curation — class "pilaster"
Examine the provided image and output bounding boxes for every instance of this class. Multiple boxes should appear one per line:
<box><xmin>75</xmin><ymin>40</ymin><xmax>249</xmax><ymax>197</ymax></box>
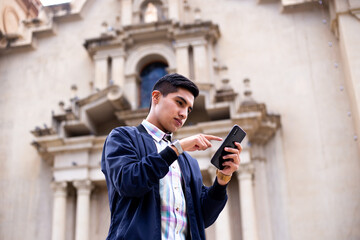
<box><xmin>168</xmin><ymin>0</ymin><xmax>180</xmax><ymax>21</ymax></box>
<box><xmin>124</xmin><ymin>73</ymin><xmax>140</xmax><ymax>110</ymax></box>
<box><xmin>174</xmin><ymin>41</ymin><xmax>190</xmax><ymax>77</ymax></box>
<box><xmin>121</xmin><ymin>0</ymin><xmax>132</xmax><ymax>26</ymax></box>
<box><xmin>192</xmin><ymin>39</ymin><xmax>209</xmax><ymax>83</ymax></box>
<box><xmin>93</xmin><ymin>54</ymin><xmax>108</xmax><ymax>90</ymax></box>
<box><xmin>111</xmin><ymin>50</ymin><xmax>126</xmax><ymax>88</ymax></box>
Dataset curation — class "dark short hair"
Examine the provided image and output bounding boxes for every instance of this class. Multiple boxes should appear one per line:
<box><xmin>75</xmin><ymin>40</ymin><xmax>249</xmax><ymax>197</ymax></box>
<box><xmin>152</xmin><ymin>73</ymin><xmax>199</xmax><ymax>98</ymax></box>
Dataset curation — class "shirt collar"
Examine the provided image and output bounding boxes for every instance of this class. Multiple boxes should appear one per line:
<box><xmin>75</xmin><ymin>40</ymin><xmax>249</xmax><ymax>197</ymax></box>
<box><xmin>141</xmin><ymin>120</ymin><xmax>172</xmax><ymax>143</ymax></box>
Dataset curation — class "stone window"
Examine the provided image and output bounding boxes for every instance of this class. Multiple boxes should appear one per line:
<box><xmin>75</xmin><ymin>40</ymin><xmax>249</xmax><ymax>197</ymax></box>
<box><xmin>139</xmin><ymin>62</ymin><xmax>168</xmax><ymax>108</ymax></box>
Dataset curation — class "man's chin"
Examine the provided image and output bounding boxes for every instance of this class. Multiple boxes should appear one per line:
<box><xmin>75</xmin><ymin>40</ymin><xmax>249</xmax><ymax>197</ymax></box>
<box><xmin>169</xmin><ymin>125</ymin><xmax>182</xmax><ymax>133</ymax></box>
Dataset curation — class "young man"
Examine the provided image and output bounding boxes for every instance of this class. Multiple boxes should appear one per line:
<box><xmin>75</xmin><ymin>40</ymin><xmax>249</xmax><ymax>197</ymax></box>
<box><xmin>101</xmin><ymin>73</ymin><xmax>242</xmax><ymax>240</ymax></box>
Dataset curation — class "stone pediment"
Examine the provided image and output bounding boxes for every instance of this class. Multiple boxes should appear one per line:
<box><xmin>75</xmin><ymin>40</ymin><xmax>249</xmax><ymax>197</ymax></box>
<box><xmin>83</xmin><ymin>20</ymin><xmax>220</xmax><ymax>56</ymax></box>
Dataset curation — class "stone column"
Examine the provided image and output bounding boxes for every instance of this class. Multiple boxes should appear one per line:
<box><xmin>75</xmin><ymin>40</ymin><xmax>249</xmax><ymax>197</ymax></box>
<box><xmin>238</xmin><ymin>163</ymin><xmax>259</xmax><ymax>240</ymax></box>
<box><xmin>94</xmin><ymin>54</ymin><xmax>108</xmax><ymax>90</ymax></box>
<box><xmin>253</xmin><ymin>158</ymin><xmax>273</xmax><ymax>240</ymax></box>
<box><xmin>192</xmin><ymin>39</ymin><xmax>209</xmax><ymax>83</ymax></box>
<box><xmin>111</xmin><ymin>50</ymin><xmax>126</xmax><ymax>88</ymax></box>
<box><xmin>168</xmin><ymin>0</ymin><xmax>180</xmax><ymax>21</ymax></box>
<box><xmin>174</xmin><ymin>41</ymin><xmax>190</xmax><ymax>77</ymax></box>
<box><xmin>51</xmin><ymin>182</ymin><xmax>68</xmax><ymax>240</ymax></box>
<box><xmin>74</xmin><ymin>180</ymin><xmax>94</xmax><ymax>240</ymax></box>
<box><xmin>124</xmin><ymin>74</ymin><xmax>139</xmax><ymax>110</ymax></box>
<box><xmin>208</xmin><ymin>168</ymin><xmax>232</xmax><ymax>240</ymax></box>
<box><xmin>121</xmin><ymin>0</ymin><xmax>132</xmax><ymax>26</ymax></box>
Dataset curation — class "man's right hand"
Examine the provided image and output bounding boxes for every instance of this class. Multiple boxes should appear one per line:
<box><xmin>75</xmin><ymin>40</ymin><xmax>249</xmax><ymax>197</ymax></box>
<box><xmin>179</xmin><ymin>134</ymin><xmax>222</xmax><ymax>152</ymax></box>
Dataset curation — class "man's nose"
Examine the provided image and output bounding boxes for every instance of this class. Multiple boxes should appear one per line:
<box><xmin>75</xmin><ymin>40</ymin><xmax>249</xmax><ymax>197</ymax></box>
<box><xmin>179</xmin><ymin>109</ymin><xmax>187</xmax><ymax>119</ymax></box>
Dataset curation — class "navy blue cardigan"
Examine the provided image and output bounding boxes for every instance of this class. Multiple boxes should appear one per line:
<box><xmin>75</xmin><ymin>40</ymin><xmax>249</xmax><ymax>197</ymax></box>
<box><xmin>101</xmin><ymin>125</ymin><xmax>228</xmax><ymax>240</ymax></box>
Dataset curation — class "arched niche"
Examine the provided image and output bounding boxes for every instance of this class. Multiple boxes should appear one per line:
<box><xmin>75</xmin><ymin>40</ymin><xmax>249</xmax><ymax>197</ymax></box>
<box><xmin>124</xmin><ymin>43</ymin><xmax>176</xmax><ymax>109</ymax></box>
<box><xmin>139</xmin><ymin>61</ymin><xmax>168</xmax><ymax>108</ymax></box>
<box><xmin>125</xmin><ymin>43</ymin><xmax>176</xmax><ymax>76</ymax></box>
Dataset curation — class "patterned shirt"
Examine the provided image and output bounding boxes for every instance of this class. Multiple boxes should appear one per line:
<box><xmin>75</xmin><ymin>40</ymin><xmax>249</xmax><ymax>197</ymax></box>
<box><xmin>141</xmin><ymin>120</ymin><xmax>188</xmax><ymax>240</ymax></box>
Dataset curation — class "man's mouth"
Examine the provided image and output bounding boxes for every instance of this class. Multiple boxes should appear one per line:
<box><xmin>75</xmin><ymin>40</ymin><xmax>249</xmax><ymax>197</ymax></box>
<box><xmin>174</xmin><ymin>118</ymin><xmax>182</xmax><ymax>126</ymax></box>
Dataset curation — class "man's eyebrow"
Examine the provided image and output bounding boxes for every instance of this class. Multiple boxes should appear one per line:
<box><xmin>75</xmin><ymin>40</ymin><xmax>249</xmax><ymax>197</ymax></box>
<box><xmin>176</xmin><ymin>96</ymin><xmax>193</xmax><ymax>112</ymax></box>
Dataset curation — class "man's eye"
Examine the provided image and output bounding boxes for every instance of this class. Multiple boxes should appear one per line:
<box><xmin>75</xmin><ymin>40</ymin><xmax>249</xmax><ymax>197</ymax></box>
<box><xmin>177</xmin><ymin>100</ymin><xmax>183</xmax><ymax>106</ymax></box>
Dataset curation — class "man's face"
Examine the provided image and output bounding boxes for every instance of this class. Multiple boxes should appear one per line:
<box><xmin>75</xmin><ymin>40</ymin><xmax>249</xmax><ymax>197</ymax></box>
<box><xmin>151</xmin><ymin>88</ymin><xmax>194</xmax><ymax>133</ymax></box>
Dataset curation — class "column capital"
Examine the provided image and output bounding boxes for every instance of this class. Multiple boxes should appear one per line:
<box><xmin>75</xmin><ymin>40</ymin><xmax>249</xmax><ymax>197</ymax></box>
<box><xmin>51</xmin><ymin>181</ymin><xmax>68</xmax><ymax>197</ymax></box>
<box><xmin>237</xmin><ymin>163</ymin><xmax>255</xmax><ymax>181</ymax></box>
<box><xmin>73</xmin><ymin>180</ymin><xmax>94</xmax><ymax>195</ymax></box>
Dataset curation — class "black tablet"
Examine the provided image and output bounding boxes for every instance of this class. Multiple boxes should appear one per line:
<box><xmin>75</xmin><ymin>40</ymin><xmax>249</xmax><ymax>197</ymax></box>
<box><xmin>210</xmin><ymin>125</ymin><xmax>246</xmax><ymax>170</ymax></box>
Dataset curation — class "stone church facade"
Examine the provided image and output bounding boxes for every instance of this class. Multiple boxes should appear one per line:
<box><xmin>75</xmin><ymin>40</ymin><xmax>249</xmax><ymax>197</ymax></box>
<box><xmin>0</xmin><ymin>0</ymin><xmax>359</xmax><ymax>240</ymax></box>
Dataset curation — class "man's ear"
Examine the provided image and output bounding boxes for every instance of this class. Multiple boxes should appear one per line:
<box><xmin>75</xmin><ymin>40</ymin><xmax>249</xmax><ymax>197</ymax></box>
<box><xmin>152</xmin><ymin>90</ymin><xmax>161</xmax><ymax>104</ymax></box>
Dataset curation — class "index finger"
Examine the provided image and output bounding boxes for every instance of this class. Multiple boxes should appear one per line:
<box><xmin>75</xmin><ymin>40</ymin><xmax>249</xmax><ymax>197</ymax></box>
<box><xmin>203</xmin><ymin>134</ymin><xmax>223</xmax><ymax>141</ymax></box>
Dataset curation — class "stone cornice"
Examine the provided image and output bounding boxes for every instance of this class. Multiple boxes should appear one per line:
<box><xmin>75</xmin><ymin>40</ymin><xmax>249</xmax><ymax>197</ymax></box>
<box><xmin>279</xmin><ymin>0</ymin><xmax>322</xmax><ymax>12</ymax></box>
<box><xmin>32</xmin><ymin>134</ymin><xmax>106</xmax><ymax>161</ymax></box>
<box><xmin>31</xmin><ymin>86</ymin><xmax>130</xmax><ymax>160</ymax></box>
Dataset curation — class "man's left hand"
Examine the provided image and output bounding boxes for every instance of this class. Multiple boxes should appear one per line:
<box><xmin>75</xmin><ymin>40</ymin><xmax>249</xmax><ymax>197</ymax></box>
<box><xmin>217</xmin><ymin>142</ymin><xmax>242</xmax><ymax>185</ymax></box>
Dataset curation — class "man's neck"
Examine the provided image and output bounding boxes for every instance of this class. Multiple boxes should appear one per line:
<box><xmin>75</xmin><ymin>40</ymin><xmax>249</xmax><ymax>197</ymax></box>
<box><xmin>145</xmin><ymin>116</ymin><xmax>170</xmax><ymax>134</ymax></box>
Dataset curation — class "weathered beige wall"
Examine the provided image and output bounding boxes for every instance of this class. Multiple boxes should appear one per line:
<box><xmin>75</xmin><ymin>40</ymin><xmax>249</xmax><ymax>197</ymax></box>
<box><xmin>0</xmin><ymin>0</ymin><xmax>359</xmax><ymax>240</ymax></box>
<box><xmin>196</xmin><ymin>1</ymin><xmax>360</xmax><ymax>239</ymax></box>
<box><xmin>0</xmin><ymin>1</ymin><xmax>118</xmax><ymax>239</ymax></box>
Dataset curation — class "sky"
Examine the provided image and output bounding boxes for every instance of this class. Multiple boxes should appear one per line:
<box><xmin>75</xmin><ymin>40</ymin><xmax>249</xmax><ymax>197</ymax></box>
<box><xmin>40</xmin><ymin>0</ymin><xmax>72</xmax><ymax>6</ymax></box>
